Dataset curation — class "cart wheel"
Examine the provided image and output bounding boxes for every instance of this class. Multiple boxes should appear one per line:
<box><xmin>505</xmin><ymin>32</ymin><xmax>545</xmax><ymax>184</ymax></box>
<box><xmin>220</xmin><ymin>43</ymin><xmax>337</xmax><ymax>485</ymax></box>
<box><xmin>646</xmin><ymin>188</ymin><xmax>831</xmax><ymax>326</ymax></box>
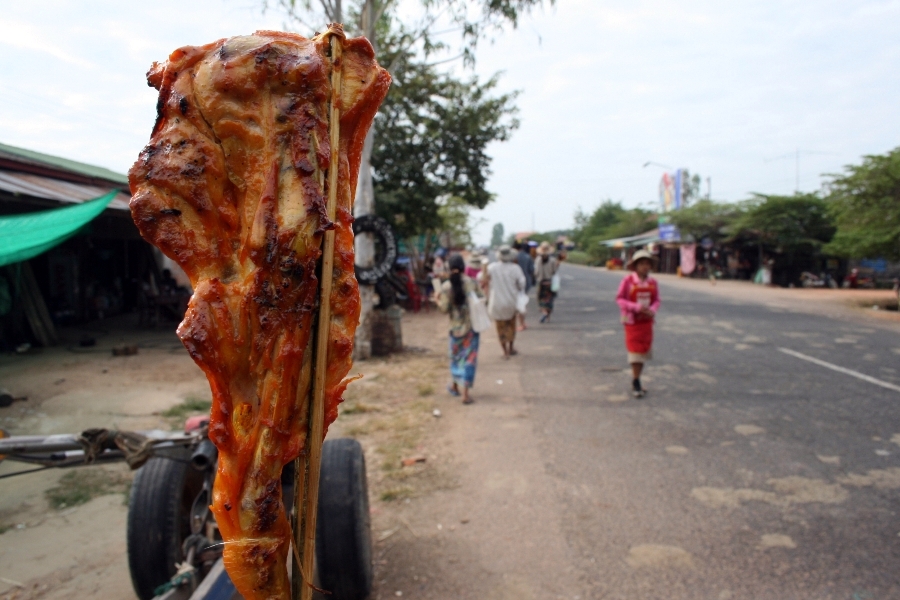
<box><xmin>316</xmin><ymin>438</ymin><xmax>373</xmax><ymax>600</ymax></box>
<box><xmin>127</xmin><ymin>455</ymin><xmax>203</xmax><ymax>600</ymax></box>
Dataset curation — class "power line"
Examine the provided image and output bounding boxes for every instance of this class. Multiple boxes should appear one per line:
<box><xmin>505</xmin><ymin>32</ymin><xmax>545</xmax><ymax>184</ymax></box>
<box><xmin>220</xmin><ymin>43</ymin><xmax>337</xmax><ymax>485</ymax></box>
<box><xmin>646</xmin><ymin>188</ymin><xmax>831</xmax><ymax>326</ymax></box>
<box><xmin>763</xmin><ymin>148</ymin><xmax>837</xmax><ymax>192</ymax></box>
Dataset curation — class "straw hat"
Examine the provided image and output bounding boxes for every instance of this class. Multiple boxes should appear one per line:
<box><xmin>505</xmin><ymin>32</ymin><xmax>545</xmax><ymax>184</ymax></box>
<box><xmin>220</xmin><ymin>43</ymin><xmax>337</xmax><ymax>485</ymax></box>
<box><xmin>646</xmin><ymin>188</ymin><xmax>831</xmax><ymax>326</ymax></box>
<box><xmin>469</xmin><ymin>254</ymin><xmax>485</xmax><ymax>267</ymax></box>
<box><xmin>627</xmin><ymin>249</ymin><xmax>658</xmax><ymax>270</ymax></box>
<box><xmin>498</xmin><ymin>245</ymin><xmax>515</xmax><ymax>262</ymax></box>
<box><xmin>537</xmin><ymin>241</ymin><xmax>553</xmax><ymax>255</ymax></box>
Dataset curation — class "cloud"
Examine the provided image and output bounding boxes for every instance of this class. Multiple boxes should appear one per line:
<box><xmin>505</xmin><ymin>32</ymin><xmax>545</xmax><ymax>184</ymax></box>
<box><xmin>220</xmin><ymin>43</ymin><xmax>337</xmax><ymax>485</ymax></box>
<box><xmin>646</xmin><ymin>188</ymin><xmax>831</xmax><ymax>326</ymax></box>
<box><xmin>0</xmin><ymin>19</ymin><xmax>95</xmax><ymax>69</ymax></box>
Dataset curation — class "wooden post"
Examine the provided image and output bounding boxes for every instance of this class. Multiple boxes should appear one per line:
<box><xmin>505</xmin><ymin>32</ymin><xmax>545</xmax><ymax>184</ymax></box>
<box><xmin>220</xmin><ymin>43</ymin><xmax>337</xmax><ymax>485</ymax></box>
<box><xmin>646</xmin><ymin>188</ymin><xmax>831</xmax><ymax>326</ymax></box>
<box><xmin>293</xmin><ymin>26</ymin><xmax>344</xmax><ymax>600</ymax></box>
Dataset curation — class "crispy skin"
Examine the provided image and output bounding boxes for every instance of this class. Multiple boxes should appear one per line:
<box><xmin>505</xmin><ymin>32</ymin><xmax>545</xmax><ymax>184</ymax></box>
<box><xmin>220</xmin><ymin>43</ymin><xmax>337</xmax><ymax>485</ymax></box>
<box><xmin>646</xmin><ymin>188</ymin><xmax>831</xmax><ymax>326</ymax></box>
<box><xmin>128</xmin><ymin>30</ymin><xmax>389</xmax><ymax>600</ymax></box>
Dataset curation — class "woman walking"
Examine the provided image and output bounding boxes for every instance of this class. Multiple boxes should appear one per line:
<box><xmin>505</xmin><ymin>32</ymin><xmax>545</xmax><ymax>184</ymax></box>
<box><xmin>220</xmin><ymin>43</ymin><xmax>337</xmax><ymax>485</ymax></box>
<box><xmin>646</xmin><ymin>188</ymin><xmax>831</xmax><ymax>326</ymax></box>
<box><xmin>615</xmin><ymin>250</ymin><xmax>660</xmax><ymax>398</ymax></box>
<box><xmin>438</xmin><ymin>254</ymin><xmax>482</xmax><ymax>404</ymax></box>
<box><xmin>484</xmin><ymin>245</ymin><xmax>526</xmax><ymax>359</ymax></box>
<box><xmin>534</xmin><ymin>241</ymin><xmax>560</xmax><ymax>323</ymax></box>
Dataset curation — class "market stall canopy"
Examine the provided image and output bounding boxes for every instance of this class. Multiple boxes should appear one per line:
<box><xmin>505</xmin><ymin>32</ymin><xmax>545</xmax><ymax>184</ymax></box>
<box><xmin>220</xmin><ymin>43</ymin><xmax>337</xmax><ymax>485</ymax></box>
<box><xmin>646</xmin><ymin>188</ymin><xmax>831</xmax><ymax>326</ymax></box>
<box><xmin>0</xmin><ymin>142</ymin><xmax>130</xmax><ymax>211</ymax></box>
<box><xmin>599</xmin><ymin>228</ymin><xmax>660</xmax><ymax>249</ymax></box>
<box><xmin>0</xmin><ymin>191</ymin><xmax>116</xmax><ymax>267</ymax></box>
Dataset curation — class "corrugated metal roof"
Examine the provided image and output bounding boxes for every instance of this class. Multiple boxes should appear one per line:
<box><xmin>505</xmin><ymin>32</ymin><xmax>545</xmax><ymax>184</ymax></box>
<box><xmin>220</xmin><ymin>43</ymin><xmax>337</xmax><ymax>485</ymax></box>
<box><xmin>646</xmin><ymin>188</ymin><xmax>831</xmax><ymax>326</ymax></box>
<box><xmin>600</xmin><ymin>228</ymin><xmax>660</xmax><ymax>248</ymax></box>
<box><xmin>0</xmin><ymin>142</ymin><xmax>129</xmax><ymax>185</ymax></box>
<box><xmin>0</xmin><ymin>171</ymin><xmax>130</xmax><ymax>211</ymax></box>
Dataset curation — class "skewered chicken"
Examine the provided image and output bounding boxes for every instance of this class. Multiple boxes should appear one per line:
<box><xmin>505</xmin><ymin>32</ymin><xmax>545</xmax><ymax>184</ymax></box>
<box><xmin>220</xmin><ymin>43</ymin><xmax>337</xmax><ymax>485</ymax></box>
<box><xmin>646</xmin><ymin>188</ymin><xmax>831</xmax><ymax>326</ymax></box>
<box><xmin>128</xmin><ymin>28</ymin><xmax>390</xmax><ymax>599</ymax></box>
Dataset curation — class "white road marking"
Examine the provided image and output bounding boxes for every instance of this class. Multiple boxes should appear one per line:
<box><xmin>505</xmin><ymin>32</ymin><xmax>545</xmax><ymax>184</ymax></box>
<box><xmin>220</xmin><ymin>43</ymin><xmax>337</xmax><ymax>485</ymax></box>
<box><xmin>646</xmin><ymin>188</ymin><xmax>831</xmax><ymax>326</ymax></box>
<box><xmin>778</xmin><ymin>347</ymin><xmax>900</xmax><ymax>394</ymax></box>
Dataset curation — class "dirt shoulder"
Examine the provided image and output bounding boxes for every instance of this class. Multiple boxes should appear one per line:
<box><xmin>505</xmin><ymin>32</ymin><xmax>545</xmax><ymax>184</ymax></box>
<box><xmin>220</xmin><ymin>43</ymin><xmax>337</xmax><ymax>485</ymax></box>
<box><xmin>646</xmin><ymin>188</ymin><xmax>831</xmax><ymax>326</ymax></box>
<box><xmin>350</xmin><ymin>310</ymin><xmax>580</xmax><ymax>600</ymax></box>
<box><xmin>0</xmin><ymin>319</ymin><xmax>211</xmax><ymax>599</ymax></box>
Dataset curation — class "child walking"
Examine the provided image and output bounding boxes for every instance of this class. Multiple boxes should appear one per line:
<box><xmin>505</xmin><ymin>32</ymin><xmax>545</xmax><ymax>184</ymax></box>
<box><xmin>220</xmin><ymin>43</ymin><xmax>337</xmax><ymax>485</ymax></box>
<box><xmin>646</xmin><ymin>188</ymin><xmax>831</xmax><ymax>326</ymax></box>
<box><xmin>615</xmin><ymin>250</ymin><xmax>660</xmax><ymax>398</ymax></box>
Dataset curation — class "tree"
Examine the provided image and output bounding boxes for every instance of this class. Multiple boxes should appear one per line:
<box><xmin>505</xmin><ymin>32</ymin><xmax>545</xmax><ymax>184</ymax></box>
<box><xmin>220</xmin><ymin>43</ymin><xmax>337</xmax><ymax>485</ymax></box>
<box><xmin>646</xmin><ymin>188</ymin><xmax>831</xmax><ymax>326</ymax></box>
<box><xmin>679</xmin><ymin>169</ymin><xmax>703</xmax><ymax>207</ymax></box>
<box><xmin>490</xmin><ymin>222</ymin><xmax>505</xmax><ymax>247</ymax></box>
<box><xmin>271</xmin><ymin>0</ymin><xmax>552</xmax><ymax>358</ymax></box>
<box><xmin>668</xmin><ymin>199</ymin><xmax>741</xmax><ymax>241</ymax></box>
<box><xmin>825</xmin><ymin>147</ymin><xmax>900</xmax><ymax>260</ymax></box>
<box><xmin>372</xmin><ymin>41</ymin><xmax>519</xmax><ymax>238</ymax></box>
<box><xmin>572</xmin><ymin>200</ymin><xmax>626</xmax><ymax>249</ymax></box>
<box><xmin>436</xmin><ymin>196</ymin><xmax>478</xmax><ymax>249</ymax></box>
<box><xmin>731</xmin><ymin>194</ymin><xmax>835</xmax><ymax>255</ymax></box>
<box><xmin>571</xmin><ymin>201</ymin><xmax>656</xmax><ymax>263</ymax></box>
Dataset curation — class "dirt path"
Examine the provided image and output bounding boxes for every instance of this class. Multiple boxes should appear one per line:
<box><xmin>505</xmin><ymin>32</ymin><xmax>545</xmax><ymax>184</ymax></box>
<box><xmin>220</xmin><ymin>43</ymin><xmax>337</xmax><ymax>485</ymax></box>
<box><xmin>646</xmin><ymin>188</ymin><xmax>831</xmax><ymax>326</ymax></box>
<box><xmin>357</xmin><ymin>312</ymin><xmax>579</xmax><ymax>600</ymax></box>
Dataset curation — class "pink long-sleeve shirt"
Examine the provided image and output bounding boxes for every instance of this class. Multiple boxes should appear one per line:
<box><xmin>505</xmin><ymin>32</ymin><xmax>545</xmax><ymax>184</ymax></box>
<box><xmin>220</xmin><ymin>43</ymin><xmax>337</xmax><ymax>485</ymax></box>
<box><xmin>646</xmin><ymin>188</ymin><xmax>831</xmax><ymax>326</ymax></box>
<box><xmin>615</xmin><ymin>272</ymin><xmax>660</xmax><ymax>325</ymax></box>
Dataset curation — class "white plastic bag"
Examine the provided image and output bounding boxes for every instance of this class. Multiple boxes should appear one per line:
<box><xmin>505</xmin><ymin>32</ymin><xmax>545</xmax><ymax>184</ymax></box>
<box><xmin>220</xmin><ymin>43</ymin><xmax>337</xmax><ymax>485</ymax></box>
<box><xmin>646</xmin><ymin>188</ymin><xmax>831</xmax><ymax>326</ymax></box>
<box><xmin>550</xmin><ymin>273</ymin><xmax>561</xmax><ymax>292</ymax></box>
<box><xmin>467</xmin><ymin>291</ymin><xmax>491</xmax><ymax>333</ymax></box>
<box><xmin>516</xmin><ymin>291</ymin><xmax>529</xmax><ymax>314</ymax></box>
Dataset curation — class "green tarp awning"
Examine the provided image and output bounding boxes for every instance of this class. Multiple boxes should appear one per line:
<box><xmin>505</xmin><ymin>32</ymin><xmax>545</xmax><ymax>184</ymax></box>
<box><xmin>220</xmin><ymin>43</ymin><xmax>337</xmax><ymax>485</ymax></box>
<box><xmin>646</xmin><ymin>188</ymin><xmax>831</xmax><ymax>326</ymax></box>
<box><xmin>0</xmin><ymin>191</ymin><xmax>118</xmax><ymax>267</ymax></box>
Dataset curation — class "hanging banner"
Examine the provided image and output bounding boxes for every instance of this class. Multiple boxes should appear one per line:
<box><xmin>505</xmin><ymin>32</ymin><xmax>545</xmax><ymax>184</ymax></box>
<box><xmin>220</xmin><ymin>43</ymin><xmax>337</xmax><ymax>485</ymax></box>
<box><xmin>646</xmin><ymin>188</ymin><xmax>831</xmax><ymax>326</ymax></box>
<box><xmin>659</xmin><ymin>224</ymin><xmax>681</xmax><ymax>242</ymax></box>
<box><xmin>680</xmin><ymin>243</ymin><xmax>696</xmax><ymax>275</ymax></box>
<box><xmin>673</xmin><ymin>169</ymin><xmax>683</xmax><ymax>210</ymax></box>
<box><xmin>659</xmin><ymin>173</ymin><xmax>674</xmax><ymax>213</ymax></box>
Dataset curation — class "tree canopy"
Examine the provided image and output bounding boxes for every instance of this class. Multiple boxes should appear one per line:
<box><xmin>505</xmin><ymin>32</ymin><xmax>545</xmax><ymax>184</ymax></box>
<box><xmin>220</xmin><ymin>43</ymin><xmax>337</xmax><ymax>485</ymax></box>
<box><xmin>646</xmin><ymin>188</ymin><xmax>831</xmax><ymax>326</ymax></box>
<box><xmin>273</xmin><ymin>0</ymin><xmax>553</xmax><ymax>242</ymax></box>
<box><xmin>825</xmin><ymin>146</ymin><xmax>900</xmax><ymax>261</ymax></box>
<box><xmin>571</xmin><ymin>201</ymin><xmax>656</xmax><ymax>261</ymax></box>
<box><xmin>490</xmin><ymin>222</ymin><xmax>505</xmax><ymax>247</ymax></box>
<box><xmin>372</xmin><ymin>34</ymin><xmax>519</xmax><ymax>237</ymax></box>
<box><xmin>729</xmin><ymin>193</ymin><xmax>835</xmax><ymax>255</ymax></box>
<box><xmin>667</xmin><ymin>199</ymin><xmax>742</xmax><ymax>241</ymax></box>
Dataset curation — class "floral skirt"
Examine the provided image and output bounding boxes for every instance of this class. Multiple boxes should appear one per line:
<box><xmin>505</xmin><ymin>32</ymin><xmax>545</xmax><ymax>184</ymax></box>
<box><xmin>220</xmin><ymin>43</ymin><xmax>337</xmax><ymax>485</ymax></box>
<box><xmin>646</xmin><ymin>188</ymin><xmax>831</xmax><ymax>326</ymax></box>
<box><xmin>449</xmin><ymin>330</ymin><xmax>479</xmax><ymax>388</ymax></box>
<box><xmin>495</xmin><ymin>318</ymin><xmax>516</xmax><ymax>345</ymax></box>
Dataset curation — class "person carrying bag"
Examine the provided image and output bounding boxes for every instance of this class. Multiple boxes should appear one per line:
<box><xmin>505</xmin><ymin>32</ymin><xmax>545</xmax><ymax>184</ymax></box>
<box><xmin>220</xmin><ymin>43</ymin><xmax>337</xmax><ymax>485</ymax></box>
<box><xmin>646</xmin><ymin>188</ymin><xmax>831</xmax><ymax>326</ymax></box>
<box><xmin>437</xmin><ymin>254</ymin><xmax>484</xmax><ymax>404</ymax></box>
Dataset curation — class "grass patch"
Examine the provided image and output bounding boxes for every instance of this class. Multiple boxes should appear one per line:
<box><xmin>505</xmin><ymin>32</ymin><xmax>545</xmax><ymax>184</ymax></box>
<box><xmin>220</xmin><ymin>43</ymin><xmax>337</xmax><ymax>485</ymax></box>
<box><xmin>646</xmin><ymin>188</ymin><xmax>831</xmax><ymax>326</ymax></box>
<box><xmin>341</xmin><ymin>402</ymin><xmax>380</xmax><ymax>415</ymax></box>
<box><xmin>162</xmin><ymin>397</ymin><xmax>212</xmax><ymax>418</ymax></box>
<box><xmin>380</xmin><ymin>486</ymin><xmax>413</xmax><ymax>502</ymax></box>
<box><xmin>417</xmin><ymin>384</ymin><xmax>434</xmax><ymax>396</ymax></box>
<box><xmin>857</xmin><ymin>298</ymin><xmax>899</xmax><ymax>311</ymax></box>
<box><xmin>45</xmin><ymin>468</ymin><xmax>132</xmax><ymax>510</ymax></box>
<box><xmin>0</xmin><ymin>524</ymin><xmax>9</xmax><ymax>535</ymax></box>
<box><xmin>565</xmin><ymin>250</ymin><xmax>595</xmax><ymax>266</ymax></box>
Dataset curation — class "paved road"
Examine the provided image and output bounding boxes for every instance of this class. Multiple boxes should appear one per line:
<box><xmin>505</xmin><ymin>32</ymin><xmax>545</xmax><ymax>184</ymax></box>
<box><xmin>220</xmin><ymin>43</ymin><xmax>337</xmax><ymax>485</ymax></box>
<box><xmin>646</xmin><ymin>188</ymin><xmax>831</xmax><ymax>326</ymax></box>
<box><xmin>519</xmin><ymin>264</ymin><xmax>900</xmax><ymax>599</ymax></box>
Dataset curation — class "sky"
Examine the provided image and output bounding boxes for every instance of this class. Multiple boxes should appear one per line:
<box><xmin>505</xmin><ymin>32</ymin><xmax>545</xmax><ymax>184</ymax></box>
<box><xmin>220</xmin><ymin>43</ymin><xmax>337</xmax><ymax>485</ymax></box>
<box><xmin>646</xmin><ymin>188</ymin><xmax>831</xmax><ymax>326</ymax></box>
<box><xmin>1</xmin><ymin>1</ymin><xmax>899</xmax><ymax>246</ymax></box>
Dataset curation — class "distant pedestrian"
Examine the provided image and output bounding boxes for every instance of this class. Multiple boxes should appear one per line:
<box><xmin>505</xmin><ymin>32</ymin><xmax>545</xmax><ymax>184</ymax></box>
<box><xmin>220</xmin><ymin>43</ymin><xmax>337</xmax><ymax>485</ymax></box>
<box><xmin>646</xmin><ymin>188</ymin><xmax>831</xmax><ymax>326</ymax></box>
<box><xmin>514</xmin><ymin>242</ymin><xmax>535</xmax><ymax>330</ymax></box>
<box><xmin>437</xmin><ymin>254</ymin><xmax>481</xmax><ymax>404</ymax></box>
<box><xmin>465</xmin><ymin>254</ymin><xmax>483</xmax><ymax>279</ymax></box>
<box><xmin>430</xmin><ymin>248</ymin><xmax>448</xmax><ymax>301</ymax></box>
<box><xmin>615</xmin><ymin>250</ymin><xmax>660</xmax><ymax>399</ymax></box>
<box><xmin>484</xmin><ymin>245</ymin><xmax>526</xmax><ymax>359</ymax></box>
<box><xmin>534</xmin><ymin>241</ymin><xmax>559</xmax><ymax>323</ymax></box>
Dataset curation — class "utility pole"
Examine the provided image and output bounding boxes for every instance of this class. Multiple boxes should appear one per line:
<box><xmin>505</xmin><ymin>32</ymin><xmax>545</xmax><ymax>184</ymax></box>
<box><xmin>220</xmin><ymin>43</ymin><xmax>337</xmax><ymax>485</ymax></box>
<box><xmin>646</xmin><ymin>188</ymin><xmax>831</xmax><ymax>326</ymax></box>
<box><xmin>706</xmin><ymin>176</ymin><xmax>711</xmax><ymax>200</ymax></box>
<box><xmin>353</xmin><ymin>0</ymin><xmax>377</xmax><ymax>360</ymax></box>
<box><xmin>765</xmin><ymin>148</ymin><xmax>835</xmax><ymax>195</ymax></box>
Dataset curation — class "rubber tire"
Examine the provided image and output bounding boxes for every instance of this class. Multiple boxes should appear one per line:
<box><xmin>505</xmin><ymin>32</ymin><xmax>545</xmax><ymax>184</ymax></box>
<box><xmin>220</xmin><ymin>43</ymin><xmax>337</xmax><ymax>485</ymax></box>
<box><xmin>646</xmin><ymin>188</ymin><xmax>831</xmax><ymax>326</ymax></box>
<box><xmin>352</xmin><ymin>215</ymin><xmax>397</xmax><ymax>285</ymax></box>
<box><xmin>316</xmin><ymin>438</ymin><xmax>373</xmax><ymax>600</ymax></box>
<box><xmin>127</xmin><ymin>455</ymin><xmax>202</xmax><ymax>600</ymax></box>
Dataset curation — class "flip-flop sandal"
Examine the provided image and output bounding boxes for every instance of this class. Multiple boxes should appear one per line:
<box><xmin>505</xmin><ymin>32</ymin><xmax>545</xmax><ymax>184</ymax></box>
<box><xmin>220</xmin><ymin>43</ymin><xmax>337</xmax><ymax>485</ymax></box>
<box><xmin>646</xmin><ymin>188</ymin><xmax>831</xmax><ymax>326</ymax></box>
<box><xmin>446</xmin><ymin>383</ymin><xmax>460</xmax><ymax>397</ymax></box>
<box><xmin>462</xmin><ymin>397</ymin><xmax>474</xmax><ymax>404</ymax></box>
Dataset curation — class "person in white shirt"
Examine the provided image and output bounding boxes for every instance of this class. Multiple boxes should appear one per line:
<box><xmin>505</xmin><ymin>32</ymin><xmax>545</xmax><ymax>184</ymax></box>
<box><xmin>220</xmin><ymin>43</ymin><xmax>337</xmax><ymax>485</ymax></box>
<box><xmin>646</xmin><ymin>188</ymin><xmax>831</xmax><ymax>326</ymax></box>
<box><xmin>483</xmin><ymin>245</ymin><xmax>526</xmax><ymax>359</ymax></box>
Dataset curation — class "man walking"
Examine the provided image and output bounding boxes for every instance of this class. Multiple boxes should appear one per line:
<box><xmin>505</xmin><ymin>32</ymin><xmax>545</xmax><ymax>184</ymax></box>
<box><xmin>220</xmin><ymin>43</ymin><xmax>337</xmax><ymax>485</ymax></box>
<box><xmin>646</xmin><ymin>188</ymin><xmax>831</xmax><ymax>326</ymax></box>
<box><xmin>514</xmin><ymin>241</ymin><xmax>535</xmax><ymax>330</ymax></box>
<box><xmin>484</xmin><ymin>245</ymin><xmax>526</xmax><ymax>359</ymax></box>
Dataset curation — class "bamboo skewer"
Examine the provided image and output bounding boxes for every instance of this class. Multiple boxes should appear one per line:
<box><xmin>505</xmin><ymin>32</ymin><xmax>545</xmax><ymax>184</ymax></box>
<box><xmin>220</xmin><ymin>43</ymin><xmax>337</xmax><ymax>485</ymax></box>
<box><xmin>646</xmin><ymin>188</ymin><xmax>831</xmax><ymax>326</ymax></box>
<box><xmin>293</xmin><ymin>26</ymin><xmax>345</xmax><ymax>600</ymax></box>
